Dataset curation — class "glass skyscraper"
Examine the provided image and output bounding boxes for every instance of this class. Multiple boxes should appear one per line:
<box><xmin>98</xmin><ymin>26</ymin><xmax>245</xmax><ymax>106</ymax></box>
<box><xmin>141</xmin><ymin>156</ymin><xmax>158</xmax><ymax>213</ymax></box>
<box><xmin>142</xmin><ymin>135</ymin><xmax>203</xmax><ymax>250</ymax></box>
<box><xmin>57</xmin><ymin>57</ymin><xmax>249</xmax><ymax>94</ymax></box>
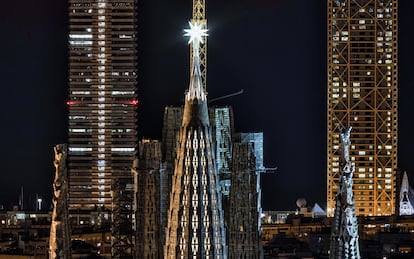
<box><xmin>67</xmin><ymin>0</ymin><xmax>138</xmax><ymax>210</ymax></box>
<box><xmin>327</xmin><ymin>0</ymin><xmax>398</xmax><ymax>216</ymax></box>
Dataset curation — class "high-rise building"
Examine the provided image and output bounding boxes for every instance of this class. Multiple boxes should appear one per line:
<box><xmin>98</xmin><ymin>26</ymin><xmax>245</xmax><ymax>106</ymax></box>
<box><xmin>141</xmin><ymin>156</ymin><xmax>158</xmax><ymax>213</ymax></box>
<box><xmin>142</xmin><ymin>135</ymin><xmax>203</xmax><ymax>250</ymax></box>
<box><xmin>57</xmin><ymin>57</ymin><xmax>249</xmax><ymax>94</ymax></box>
<box><xmin>67</xmin><ymin>0</ymin><xmax>138</xmax><ymax>210</ymax></box>
<box><xmin>327</xmin><ymin>0</ymin><xmax>398</xmax><ymax>216</ymax></box>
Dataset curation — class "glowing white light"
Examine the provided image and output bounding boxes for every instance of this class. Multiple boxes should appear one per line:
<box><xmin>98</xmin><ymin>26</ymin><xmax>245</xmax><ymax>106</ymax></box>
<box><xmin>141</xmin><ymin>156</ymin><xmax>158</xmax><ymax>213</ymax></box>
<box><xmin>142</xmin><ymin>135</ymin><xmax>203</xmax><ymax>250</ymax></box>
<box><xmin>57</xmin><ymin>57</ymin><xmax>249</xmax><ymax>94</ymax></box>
<box><xmin>184</xmin><ymin>21</ymin><xmax>208</xmax><ymax>45</ymax></box>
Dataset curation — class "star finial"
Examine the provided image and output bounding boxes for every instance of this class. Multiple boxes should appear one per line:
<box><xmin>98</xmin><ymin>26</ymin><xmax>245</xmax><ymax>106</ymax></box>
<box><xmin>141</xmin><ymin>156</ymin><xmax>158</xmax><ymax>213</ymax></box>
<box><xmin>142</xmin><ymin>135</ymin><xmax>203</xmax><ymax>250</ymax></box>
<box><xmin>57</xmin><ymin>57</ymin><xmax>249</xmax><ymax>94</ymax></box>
<box><xmin>184</xmin><ymin>21</ymin><xmax>208</xmax><ymax>46</ymax></box>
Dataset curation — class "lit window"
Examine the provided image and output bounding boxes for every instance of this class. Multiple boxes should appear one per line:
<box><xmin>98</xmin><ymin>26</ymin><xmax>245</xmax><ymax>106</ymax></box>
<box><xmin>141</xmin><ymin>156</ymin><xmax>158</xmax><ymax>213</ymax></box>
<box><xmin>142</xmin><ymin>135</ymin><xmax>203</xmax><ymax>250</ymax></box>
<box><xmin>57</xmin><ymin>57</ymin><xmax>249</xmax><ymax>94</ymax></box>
<box><xmin>69</xmin><ymin>147</ymin><xmax>92</xmax><ymax>152</ymax></box>
<box><xmin>71</xmin><ymin>129</ymin><xmax>86</xmax><ymax>133</ymax></box>
<box><xmin>112</xmin><ymin>91</ymin><xmax>135</xmax><ymax>95</ymax></box>
<box><xmin>111</xmin><ymin>147</ymin><xmax>135</xmax><ymax>152</ymax></box>
<box><xmin>69</xmin><ymin>40</ymin><xmax>92</xmax><ymax>45</ymax></box>
<box><xmin>72</xmin><ymin>91</ymin><xmax>90</xmax><ymax>95</ymax></box>
<box><xmin>69</xmin><ymin>34</ymin><xmax>92</xmax><ymax>39</ymax></box>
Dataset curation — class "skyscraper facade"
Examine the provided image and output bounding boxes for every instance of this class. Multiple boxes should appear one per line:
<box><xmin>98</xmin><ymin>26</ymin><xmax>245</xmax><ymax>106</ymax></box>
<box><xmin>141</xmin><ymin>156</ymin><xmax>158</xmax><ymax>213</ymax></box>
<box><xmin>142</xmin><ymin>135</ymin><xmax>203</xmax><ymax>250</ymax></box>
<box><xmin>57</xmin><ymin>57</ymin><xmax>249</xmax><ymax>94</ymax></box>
<box><xmin>67</xmin><ymin>0</ymin><xmax>138</xmax><ymax>210</ymax></box>
<box><xmin>327</xmin><ymin>0</ymin><xmax>398</xmax><ymax>216</ymax></box>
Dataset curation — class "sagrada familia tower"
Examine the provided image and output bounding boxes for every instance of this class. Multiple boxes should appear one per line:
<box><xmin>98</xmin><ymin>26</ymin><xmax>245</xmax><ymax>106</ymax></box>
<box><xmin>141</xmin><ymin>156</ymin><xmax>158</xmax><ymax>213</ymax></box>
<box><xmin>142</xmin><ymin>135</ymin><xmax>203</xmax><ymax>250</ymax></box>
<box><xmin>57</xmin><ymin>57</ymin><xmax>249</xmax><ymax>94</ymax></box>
<box><xmin>163</xmin><ymin>21</ymin><xmax>227</xmax><ymax>258</ymax></box>
<box><xmin>330</xmin><ymin>127</ymin><xmax>361</xmax><ymax>259</ymax></box>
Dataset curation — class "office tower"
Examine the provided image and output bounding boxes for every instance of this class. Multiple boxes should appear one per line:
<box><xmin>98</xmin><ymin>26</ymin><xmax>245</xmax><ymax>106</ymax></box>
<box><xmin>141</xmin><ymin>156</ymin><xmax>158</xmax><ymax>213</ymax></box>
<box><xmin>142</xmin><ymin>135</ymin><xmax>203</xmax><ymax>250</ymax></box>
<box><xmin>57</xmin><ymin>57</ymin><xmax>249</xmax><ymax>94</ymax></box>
<box><xmin>327</xmin><ymin>0</ymin><xmax>398</xmax><ymax>216</ymax></box>
<box><xmin>164</xmin><ymin>22</ymin><xmax>226</xmax><ymax>258</ymax></box>
<box><xmin>67</xmin><ymin>0</ymin><xmax>138</xmax><ymax>210</ymax></box>
<box><xmin>330</xmin><ymin>127</ymin><xmax>360</xmax><ymax>259</ymax></box>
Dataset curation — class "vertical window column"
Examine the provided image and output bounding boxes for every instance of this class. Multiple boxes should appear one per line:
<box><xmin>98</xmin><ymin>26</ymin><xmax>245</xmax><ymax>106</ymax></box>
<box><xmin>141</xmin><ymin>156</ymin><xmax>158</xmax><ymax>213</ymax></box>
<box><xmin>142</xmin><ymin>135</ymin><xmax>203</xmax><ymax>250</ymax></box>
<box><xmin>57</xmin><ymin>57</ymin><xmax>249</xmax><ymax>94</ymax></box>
<box><xmin>97</xmin><ymin>0</ymin><xmax>107</xmax><ymax>204</ymax></box>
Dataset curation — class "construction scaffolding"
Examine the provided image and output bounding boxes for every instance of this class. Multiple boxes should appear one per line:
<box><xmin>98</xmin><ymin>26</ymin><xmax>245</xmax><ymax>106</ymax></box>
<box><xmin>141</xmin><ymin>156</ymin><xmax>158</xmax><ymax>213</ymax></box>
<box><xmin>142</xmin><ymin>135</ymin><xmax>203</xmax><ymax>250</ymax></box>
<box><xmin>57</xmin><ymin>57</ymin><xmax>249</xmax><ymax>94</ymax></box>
<box><xmin>228</xmin><ymin>143</ymin><xmax>260</xmax><ymax>259</ymax></box>
<box><xmin>134</xmin><ymin>140</ymin><xmax>166</xmax><ymax>259</ymax></box>
<box><xmin>111</xmin><ymin>175</ymin><xmax>135</xmax><ymax>259</ymax></box>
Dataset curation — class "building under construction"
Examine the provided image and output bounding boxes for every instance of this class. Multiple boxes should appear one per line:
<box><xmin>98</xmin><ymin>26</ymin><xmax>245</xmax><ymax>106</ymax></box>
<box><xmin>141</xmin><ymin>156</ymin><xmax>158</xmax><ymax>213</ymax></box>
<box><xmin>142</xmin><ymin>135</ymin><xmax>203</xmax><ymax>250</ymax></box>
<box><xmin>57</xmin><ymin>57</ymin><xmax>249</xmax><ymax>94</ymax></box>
<box><xmin>161</xmin><ymin>106</ymin><xmax>264</xmax><ymax>258</ymax></box>
<box><xmin>228</xmin><ymin>143</ymin><xmax>261</xmax><ymax>258</ymax></box>
<box><xmin>134</xmin><ymin>140</ymin><xmax>167</xmax><ymax>259</ymax></box>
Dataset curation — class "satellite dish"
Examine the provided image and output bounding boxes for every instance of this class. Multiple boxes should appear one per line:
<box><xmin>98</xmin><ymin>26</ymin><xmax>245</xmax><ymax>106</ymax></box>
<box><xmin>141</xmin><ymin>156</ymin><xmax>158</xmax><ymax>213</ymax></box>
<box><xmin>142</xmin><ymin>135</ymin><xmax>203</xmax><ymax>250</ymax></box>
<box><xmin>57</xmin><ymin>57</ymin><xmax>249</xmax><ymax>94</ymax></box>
<box><xmin>296</xmin><ymin>198</ymin><xmax>307</xmax><ymax>208</ymax></box>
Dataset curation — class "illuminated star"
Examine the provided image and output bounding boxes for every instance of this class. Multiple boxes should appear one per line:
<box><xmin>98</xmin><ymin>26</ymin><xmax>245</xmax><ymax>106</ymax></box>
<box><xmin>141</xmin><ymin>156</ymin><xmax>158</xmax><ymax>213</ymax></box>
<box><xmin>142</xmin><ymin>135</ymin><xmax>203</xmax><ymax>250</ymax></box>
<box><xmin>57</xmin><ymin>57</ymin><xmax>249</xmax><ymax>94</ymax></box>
<box><xmin>184</xmin><ymin>21</ymin><xmax>208</xmax><ymax>45</ymax></box>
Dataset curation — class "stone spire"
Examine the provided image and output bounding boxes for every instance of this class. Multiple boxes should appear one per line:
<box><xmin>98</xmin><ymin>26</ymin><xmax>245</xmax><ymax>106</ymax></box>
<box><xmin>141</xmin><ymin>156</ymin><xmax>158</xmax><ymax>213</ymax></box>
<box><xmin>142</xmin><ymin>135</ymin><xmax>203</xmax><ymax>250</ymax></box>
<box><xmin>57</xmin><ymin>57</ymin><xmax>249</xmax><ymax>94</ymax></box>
<box><xmin>330</xmin><ymin>126</ymin><xmax>360</xmax><ymax>259</ymax></box>
<box><xmin>399</xmin><ymin>171</ymin><xmax>414</xmax><ymax>216</ymax></box>
<box><xmin>49</xmin><ymin>144</ymin><xmax>71</xmax><ymax>259</ymax></box>
<box><xmin>164</xmin><ymin>21</ymin><xmax>227</xmax><ymax>258</ymax></box>
<box><xmin>181</xmin><ymin>21</ymin><xmax>209</xmax><ymax>127</ymax></box>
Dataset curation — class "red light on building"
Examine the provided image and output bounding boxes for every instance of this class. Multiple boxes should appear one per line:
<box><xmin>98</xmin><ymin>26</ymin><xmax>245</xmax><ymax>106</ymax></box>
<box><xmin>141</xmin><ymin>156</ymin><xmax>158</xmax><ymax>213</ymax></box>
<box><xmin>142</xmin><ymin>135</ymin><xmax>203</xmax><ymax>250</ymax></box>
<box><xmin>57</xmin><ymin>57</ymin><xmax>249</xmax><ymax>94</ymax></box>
<box><xmin>66</xmin><ymin>100</ymin><xmax>79</xmax><ymax>106</ymax></box>
<box><xmin>125</xmin><ymin>99</ymin><xmax>139</xmax><ymax>105</ymax></box>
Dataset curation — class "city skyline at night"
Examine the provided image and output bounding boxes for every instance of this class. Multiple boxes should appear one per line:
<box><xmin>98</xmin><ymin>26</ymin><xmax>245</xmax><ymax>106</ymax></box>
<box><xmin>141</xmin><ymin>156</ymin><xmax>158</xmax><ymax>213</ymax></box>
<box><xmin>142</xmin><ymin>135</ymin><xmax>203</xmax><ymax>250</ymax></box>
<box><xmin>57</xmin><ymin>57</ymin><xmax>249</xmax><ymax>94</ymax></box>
<box><xmin>0</xmin><ymin>0</ymin><xmax>414</xmax><ymax>211</ymax></box>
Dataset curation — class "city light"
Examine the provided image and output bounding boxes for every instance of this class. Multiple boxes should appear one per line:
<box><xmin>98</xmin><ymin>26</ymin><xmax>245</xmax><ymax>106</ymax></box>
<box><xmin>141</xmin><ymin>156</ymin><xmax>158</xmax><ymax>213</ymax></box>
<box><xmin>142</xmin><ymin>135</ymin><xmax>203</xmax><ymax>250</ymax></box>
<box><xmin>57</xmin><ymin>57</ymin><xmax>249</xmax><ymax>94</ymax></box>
<box><xmin>184</xmin><ymin>21</ymin><xmax>208</xmax><ymax>45</ymax></box>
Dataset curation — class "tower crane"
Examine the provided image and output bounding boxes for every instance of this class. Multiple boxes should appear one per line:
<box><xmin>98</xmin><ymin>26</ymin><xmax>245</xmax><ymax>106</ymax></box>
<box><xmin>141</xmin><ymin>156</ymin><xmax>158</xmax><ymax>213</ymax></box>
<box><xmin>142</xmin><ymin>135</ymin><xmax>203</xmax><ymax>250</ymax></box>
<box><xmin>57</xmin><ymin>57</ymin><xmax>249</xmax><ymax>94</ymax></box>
<box><xmin>191</xmin><ymin>0</ymin><xmax>207</xmax><ymax>90</ymax></box>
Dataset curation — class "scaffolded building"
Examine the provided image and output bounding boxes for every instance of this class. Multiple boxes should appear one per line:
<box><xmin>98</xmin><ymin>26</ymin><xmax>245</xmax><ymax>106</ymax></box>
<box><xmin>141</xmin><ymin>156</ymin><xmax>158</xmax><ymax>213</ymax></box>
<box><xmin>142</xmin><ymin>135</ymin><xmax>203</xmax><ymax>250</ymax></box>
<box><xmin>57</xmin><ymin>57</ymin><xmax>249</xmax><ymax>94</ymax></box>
<box><xmin>233</xmin><ymin>133</ymin><xmax>265</xmax><ymax>243</ymax></box>
<box><xmin>134</xmin><ymin>140</ymin><xmax>167</xmax><ymax>259</ymax></box>
<box><xmin>162</xmin><ymin>108</ymin><xmax>264</xmax><ymax>258</ymax></box>
<box><xmin>67</xmin><ymin>0</ymin><xmax>138</xmax><ymax>210</ymax></box>
<box><xmin>164</xmin><ymin>21</ymin><xmax>227</xmax><ymax>258</ymax></box>
<box><xmin>111</xmin><ymin>175</ymin><xmax>135</xmax><ymax>259</ymax></box>
<box><xmin>228</xmin><ymin>143</ymin><xmax>261</xmax><ymax>259</ymax></box>
<box><xmin>210</xmin><ymin>107</ymin><xmax>234</xmax><ymax>196</ymax></box>
<box><xmin>327</xmin><ymin>0</ymin><xmax>398</xmax><ymax>216</ymax></box>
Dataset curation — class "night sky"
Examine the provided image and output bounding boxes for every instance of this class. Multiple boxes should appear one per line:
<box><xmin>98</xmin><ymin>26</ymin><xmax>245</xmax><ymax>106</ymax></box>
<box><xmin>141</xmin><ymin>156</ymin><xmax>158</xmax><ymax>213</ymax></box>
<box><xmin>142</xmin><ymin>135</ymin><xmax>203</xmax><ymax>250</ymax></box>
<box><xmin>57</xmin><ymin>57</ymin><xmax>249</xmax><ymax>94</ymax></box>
<box><xmin>0</xmin><ymin>0</ymin><xmax>413</xmax><ymax>211</ymax></box>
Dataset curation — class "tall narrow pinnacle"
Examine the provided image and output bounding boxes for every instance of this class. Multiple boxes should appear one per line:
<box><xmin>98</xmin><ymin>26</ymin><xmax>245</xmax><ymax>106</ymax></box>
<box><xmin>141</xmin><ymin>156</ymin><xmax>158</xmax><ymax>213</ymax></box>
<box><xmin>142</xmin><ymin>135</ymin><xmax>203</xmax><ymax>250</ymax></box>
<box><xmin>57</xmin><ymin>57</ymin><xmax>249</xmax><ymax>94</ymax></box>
<box><xmin>164</xmin><ymin>18</ymin><xmax>227</xmax><ymax>258</ymax></box>
<box><xmin>400</xmin><ymin>171</ymin><xmax>414</xmax><ymax>215</ymax></box>
<box><xmin>181</xmin><ymin>21</ymin><xmax>210</xmax><ymax>127</ymax></box>
<box><xmin>184</xmin><ymin>21</ymin><xmax>208</xmax><ymax>101</ymax></box>
<box><xmin>330</xmin><ymin>126</ymin><xmax>360</xmax><ymax>259</ymax></box>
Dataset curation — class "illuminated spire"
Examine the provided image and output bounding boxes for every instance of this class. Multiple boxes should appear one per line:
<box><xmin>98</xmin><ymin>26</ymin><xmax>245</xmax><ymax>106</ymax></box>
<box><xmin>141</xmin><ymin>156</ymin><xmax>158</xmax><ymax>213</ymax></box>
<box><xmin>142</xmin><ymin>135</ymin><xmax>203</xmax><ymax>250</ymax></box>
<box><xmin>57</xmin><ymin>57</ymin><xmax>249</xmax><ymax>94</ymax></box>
<box><xmin>184</xmin><ymin>21</ymin><xmax>208</xmax><ymax>101</ymax></box>
<box><xmin>400</xmin><ymin>172</ymin><xmax>414</xmax><ymax>216</ymax></box>
<box><xmin>164</xmin><ymin>18</ymin><xmax>227</xmax><ymax>258</ymax></box>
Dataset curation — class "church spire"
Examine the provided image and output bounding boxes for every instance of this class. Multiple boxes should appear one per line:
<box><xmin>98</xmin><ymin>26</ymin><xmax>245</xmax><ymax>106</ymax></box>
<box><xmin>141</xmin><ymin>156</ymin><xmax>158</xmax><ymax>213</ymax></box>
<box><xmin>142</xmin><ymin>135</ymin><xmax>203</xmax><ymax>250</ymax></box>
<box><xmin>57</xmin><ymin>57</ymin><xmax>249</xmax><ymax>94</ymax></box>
<box><xmin>181</xmin><ymin>21</ymin><xmax>210</xmax><ymax>127</ymax></box>
<box><xmin>164</xmin><ymin>18</ymin><xmax>227</xmax><ymax>258</ymax></box>
<box><xmin>330</xmin><ymin>126</ymin><xmax>361</xmax><ymax>259</ymax></box>
<box><xmin>184</xmin><ymin>21</ymin><xmax>208</xmax><ymax>101</ymax></box>
<box><xmin>399</xmin><ymin>171</ymin><xmax>414</xmax><ymax>216</ymax></box>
